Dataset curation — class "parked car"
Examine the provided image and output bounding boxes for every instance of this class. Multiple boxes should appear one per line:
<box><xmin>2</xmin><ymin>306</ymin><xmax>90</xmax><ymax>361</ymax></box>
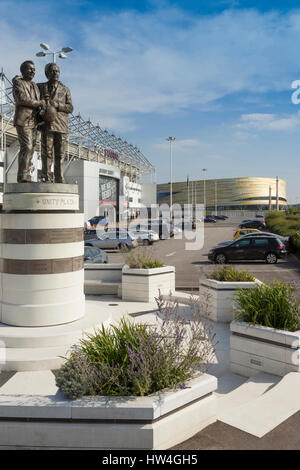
<box><xmin>233</xmin><ymin>228</ymin><xmax>260</xmax><ymax>240</ymax></box>
<box><xmin>208</xmin><ymin>235</ymin><xmax>287</xmax><ymax>264</ymax></box>
<box><xmin>236</xmin><ymin>231</ymin><xmax>290</xmax><ymax>251</ymax></box>
<box><xmin>84</xmin><ymin>246</ymin><xmax>108</xmax><ymax>263</ymax></box>
<box><xmin>134</xmin><ymin>221</ymin><xmax>174</xmax><ymax>239</ymax></box>
<box><xmin>241</xmin><ymin>219</ymin><xmax>253</xmax><ymax>224</ymax></box>
<box><xmin>130</xmin><ymin>229</ymin><xmax>159</xmax><ymax>245</ymax></box>
<box><xmin>239</xmin><ymin>220</ymin><xmax>266</xmax><ymax>230</ymax></box>
<box><xmin>204</xmin><ymin>217</ymin><xmax>217</xmax><ymax>223</ymax></box>
<box><xmin>85</xmin><ymin>215</ymin><xmax>109</xmax><ymax>230</ymax></box>
<box><xmin>217</xmin><ymin>239</ymin><xmax>234</xmax><ymax>247</ymax></box>
<box><xmin>255</xmin><ymin>214</ymin><xmax>265</xmax><ymax>218</ymax></box>
<box><xmin>85</xmin><ymin>230</ymin><xmax>138</xmax><ymax>251</ymax></box>
<box><xmin>211</xmin><ymin>215</ymin><xmax>227</xmax><ymax>220</ymax></box>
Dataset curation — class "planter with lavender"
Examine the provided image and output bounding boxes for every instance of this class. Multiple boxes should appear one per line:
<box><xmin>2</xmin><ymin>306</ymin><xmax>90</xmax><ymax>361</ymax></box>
<box><xmin>50</xmin><ymin>295</ymin><xmax>217</xmax><ymax>450</ymax></box>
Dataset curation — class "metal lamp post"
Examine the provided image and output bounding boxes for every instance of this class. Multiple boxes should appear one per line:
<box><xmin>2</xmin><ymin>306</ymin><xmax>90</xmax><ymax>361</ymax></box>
<box><xmin>36</xmin><ymin>43</ymin><xmax>73</xmax><ymax>63</ymax></box>
<box><xmin>202</xmin><ymin>168</ymin><xmax>207</xmax><ymax>216</ymax></box>
<box><xmin>166</xmin><ymin>136</ymin><xmax>176</xmax><ymax>218</ymax></box>
<box><xmin>215</xmin><ymin>180</ymin><xmax>217</xmax><ymax>215</ymax></box>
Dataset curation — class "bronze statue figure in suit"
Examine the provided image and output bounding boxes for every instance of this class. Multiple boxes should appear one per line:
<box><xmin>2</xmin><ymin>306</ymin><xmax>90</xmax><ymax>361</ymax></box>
<box><xmin>12</xmin><ymin>61</ymin><xmax>45</xmax><ymax>183</ymax></box>
<box><xmin>38</xmin><ymin>63</ymin><xmax>73</xmax><ymax>183</ymax></box>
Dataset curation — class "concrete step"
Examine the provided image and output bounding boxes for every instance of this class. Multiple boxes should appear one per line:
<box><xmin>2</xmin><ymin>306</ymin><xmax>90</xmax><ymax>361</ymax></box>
<box><xmin>216</xmin><ymin>371</ymin><xmax>280</xmax><ymax>419</ymax></box>
<box><xmin>217</xmin><ymin>372</ymin><xmax>300</xmax><ymax>437</ymax></box>
<box><xmin>0</xmin><ymin>300</ymin><xmax>111</xmax><ymax>348</ymax></box>
<box><xmin>1</xmin><ymin>345</ymin><xmax>69</xmax><ymax>371</ymax></box>
<box><xmin>84</xmin><ymin>280</ymin><xmax>120</xmax><ymax>295</ymax></box>
<box><xmin>0</xmin><ymin>300</ymin><xmax>112</xmax><ymax>371</ymax></box>
<box><xmin>161</xmin><ymin>292</ymin><xmax>198</xmax><ymax>305</ymax></box>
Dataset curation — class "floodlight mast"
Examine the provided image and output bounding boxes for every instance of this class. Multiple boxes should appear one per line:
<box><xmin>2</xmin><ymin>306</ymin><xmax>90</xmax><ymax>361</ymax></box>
<box><xmin>35</xmin><ymin>43</ymin><xmax>73</xmax><ymax>63</ymax></box>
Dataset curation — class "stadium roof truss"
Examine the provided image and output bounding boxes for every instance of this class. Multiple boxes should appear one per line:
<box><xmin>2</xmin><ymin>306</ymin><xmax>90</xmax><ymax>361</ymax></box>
<box><xmin>0</xmin><ymin>71</ymin><xmax>155</xmax><ymax>179</ymax></box>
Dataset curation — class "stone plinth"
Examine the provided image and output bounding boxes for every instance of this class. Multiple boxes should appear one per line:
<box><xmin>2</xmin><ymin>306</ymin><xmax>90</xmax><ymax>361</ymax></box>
<box><xmin>0</xmin><ymin>183</ymin><xmax>85</xmax><ymax>327</ymax></box>
<box><xmin>3</xmin><ymin>183</ymin><xmax>79</xmax><ymax>211</ymax></box>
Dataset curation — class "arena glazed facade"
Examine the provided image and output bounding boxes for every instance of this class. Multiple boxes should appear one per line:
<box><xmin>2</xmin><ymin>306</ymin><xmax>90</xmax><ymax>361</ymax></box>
<box><xmin>157</xmin><ymin>177</ymin><xmax>287</xmax><ymax>211</ymax></box>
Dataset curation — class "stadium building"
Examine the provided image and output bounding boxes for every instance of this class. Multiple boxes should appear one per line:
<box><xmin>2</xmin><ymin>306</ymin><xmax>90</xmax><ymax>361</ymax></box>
<box><xmin>157</xmin><ymin>177</ymin><xmax>287</xmax><ymax>212</ymax></box>
<box><xmin>0</xmin><ymin>70</ymin><xmax>156</xmax><ymax>222</ymax></box>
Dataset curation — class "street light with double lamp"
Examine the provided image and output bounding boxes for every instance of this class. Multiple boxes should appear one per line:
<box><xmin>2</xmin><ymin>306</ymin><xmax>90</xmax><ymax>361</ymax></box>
<box><xmin>202</xmin><ymin>168</ymin><xmax>207</xmax><ymax>217</ymax></box>
<box><xmin>36</xmin><ymin>43</ymin><xmax>73</xmax><ymax>63</ymax></box>
<box><xmin>166</xmin><ymin>136</ymin><xmax>176</xmax><ymax>218</ymax></box>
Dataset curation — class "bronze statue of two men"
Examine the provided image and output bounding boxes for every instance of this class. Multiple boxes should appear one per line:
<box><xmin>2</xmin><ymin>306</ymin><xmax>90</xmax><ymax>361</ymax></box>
<box><xmin>12</xmin><ymin>60</ymin><xmax>73</xmax><ymax>183</ymax></box>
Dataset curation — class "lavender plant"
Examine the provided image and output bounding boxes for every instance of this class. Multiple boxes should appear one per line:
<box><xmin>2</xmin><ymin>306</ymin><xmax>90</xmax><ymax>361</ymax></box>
<box><xmin>55</xmin><ymin>293</ymin><xmax>216</xmax><ymax>400</ymax></box>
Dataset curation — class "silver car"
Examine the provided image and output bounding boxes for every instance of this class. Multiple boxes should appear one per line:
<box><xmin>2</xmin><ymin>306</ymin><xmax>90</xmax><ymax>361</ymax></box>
<box><xmin>84</xmin><ymin>246</ymin><xmax>108</xmax><ymax>263</ymax></box>
<box><xmin>85</xmin><ymin>229</ymin><xmax>138</xmax><ymax>251</ymax></box>
<box><xmin>130</xmin><ymin>229</ymin><xmax>159</xmax><ymax>245</ymax></box>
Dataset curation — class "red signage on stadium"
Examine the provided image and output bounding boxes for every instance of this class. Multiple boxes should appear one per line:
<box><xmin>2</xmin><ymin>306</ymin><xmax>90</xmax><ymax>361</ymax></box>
<box><xmin>104</xmin><ymin>149</ymin><xmax>119</xmax><ymax>161</ymax></box>
<box><xmin>99</xmin><ymin>200</ymin><xmax>117</xmax><ymax>206</ymax></box>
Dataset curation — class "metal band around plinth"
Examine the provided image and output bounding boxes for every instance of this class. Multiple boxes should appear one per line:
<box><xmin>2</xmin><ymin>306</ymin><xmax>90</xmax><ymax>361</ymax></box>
<box><xmin>0</xmin><ymin>228</ymin><xmax>83</xmax><ymax>244</ymax></box>
<box><xmin>0</xmin><ymin>256</ymin><xmax>84</xmax><ymax>275</ymax></box>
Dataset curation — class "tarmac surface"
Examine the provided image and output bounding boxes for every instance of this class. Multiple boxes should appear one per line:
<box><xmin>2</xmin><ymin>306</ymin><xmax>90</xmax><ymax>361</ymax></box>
<box><xmin>171</xmin><ymin>411</ymin><xmax>300</xmax><ymax>450</ymax></box>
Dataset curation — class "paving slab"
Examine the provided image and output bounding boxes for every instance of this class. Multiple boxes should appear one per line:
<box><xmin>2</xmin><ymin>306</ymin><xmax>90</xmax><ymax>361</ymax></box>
<box><xmin>0</xmin><ymin>370</ymin><xmax>58</xmax><ymax>396</ymax></box>
<box><xmin>219</xmin><ymin>372</ymin><xmax>300</xmax><ymax>437</ymax></box>
<box><xmin>217</xmin><ymin>372</ymin><xmax>280</xmax><ymax>419</ymax></box>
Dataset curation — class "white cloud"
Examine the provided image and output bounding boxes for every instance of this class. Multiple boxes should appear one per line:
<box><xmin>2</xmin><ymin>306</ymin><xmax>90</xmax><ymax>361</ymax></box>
<box><xmin>237</xmin><ymin>113</ymin><xmax>300</xmax><ymax>131</ymax></box>
<box><xmin>2</xmin><ymin>4</ymin><xmax>300</xmax><ymax>133</ymax></box>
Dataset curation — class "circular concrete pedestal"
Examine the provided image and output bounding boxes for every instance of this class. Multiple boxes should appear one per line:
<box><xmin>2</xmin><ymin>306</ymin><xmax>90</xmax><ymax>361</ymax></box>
<box><xmin>0</xmin><ymin>300</ymin><xmax>112</xmax><ymax>371</ymax></box>
<box><xmin>0</xmin><ymin>183</ymin><xmax>85</xmax><ymax>327</ymax></box>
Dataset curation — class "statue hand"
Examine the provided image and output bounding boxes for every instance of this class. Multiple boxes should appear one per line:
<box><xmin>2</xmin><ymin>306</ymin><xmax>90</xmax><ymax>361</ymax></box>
<box><xmin>50</xmin><ymin>100</ymin><xmax>59</xmax><ymax>109</ymax></box>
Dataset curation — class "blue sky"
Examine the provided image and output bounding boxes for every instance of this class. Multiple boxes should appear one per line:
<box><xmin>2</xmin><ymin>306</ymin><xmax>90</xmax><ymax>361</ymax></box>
<box><xmin>1</xmin><ymin>0</ymin><xmax>300</xmax><ymax>201</ymax></box>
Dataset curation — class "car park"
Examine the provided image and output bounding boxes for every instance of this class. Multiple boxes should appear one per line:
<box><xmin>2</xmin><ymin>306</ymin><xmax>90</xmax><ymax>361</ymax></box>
<box><xmin>204</xmin><ymin>217</ymin><xmax>217</xmax><ymax>223</ymax></box>
<box><xmin>208</xmin><ymin>235</ymin><xmax>287</xmax><ymax>264</ymax></box>
<box><xmin>85</xmin><ymin>230</ymin><xmax>138</xmax><ymax>251</ymax></box>
<box><xmin>84</xmin><ymin>246</ymin><xmax>108</xmax><ymax>263</ymax></box>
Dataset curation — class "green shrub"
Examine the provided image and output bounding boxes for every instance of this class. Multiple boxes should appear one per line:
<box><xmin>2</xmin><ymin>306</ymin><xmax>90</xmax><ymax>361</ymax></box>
<box><xmin>124</xmin><ymin>246</ymin><xmax>164</xmax><ymax>269</ymax></box>
<box><xmin>290</xmin><ymin>232</ymin><xmax>300</xmax><ymax>253</ymax></box>
<box><xmin>208</xmin><ymin>266</ymin><xmax>255</xmax><ymax>282</ymax></box>
<box><xmin>55</xmin><ymin>297</ymin><xmax>216</xmax><ymax>400</ymax></box>
<box><xmin>234</xmin><ymin>281</ymin><xmax>300</xmax><ymax>331</ymax></box>
<box><xmin>265</xmin><ymin>210</ymin><xmax>300</xmax><ymax>236</ymax></box>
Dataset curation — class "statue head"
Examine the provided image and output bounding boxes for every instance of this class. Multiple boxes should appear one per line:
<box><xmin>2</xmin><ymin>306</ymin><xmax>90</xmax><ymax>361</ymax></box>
<box><xmin>45</xmin><ymin>63</ymin><xmax>60</xmax><ymax>82</ymax></box>
<box><xmin>20</xmin><ymin>60</ymin><xmax>35</xmax><ymax>81</ymax></box>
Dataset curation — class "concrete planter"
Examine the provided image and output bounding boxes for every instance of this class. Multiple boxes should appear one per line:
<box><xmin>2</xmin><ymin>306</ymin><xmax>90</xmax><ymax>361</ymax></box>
<box><xmin>199</xmin><ymin>278</ymin><xmax>262</xmax><ymax>323</ymax></box>
<box><xmin>84</xmin><ymin>263</ymin><xmax>123</xmax><ymax>296</ymax></box>
<box><xmin>0</xmin><ymin>373</ymin><xmax>217</xmax><ymax>450</ymax></box>
<box><xmin>122</xmin><ymin>265</ymin><xmax>175</xmax><ymax>302</ymax></box>
<box><xmin>230</xmin><ymin>320</ymin><xmax>300</xmax><ymax>377</ymax></box>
